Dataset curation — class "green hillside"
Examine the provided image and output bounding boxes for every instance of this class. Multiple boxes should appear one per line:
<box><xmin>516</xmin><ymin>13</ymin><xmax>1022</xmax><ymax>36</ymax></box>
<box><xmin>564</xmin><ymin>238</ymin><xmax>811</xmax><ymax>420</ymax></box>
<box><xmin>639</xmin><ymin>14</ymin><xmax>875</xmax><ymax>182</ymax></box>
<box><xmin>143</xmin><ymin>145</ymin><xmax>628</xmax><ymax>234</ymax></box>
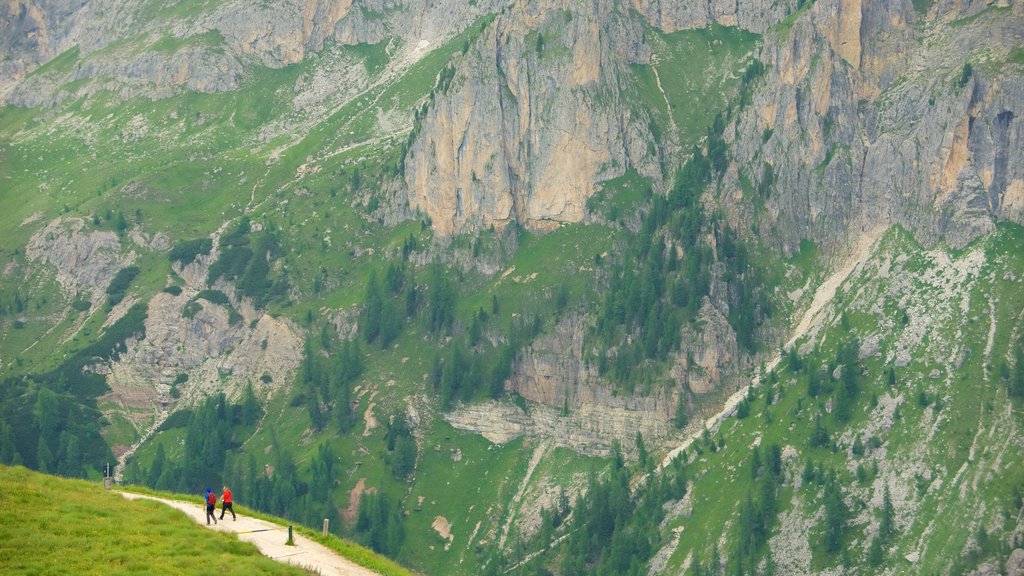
<box><xmin>505</xmin><ymin>224</ymin><xmax>1024</xmax><ymax>575</ymax></box>
<box><xmin>0</xmin><ymin>465</ymin><xmax>310</xmax><ymax>575</ymax></box>
<box><xmin>1</xmin><ymin>1</ymin><xmax>1022</xmax><ymax>575</ymax></box>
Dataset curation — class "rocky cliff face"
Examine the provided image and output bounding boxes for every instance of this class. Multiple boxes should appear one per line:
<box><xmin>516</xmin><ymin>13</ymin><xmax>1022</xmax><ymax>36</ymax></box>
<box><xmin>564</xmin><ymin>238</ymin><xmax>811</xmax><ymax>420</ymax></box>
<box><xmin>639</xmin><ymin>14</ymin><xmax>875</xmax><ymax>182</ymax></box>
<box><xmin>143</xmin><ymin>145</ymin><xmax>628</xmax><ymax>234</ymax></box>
<box><xmin>25</xmin><ymin>216</ymin><xmax>135</xmax><ymax>302</ymax></box>
<box><xmin>22</xmin><ymin>215</ymin><xmax>303</xmax><ymax>438</ymax></box>
<box><xmin>422</xmin><ymin>0</ymin><xmax>1024</xmax><ymax>461</ymax></box>
<box><xmin>103</xmin><ymin>224</ymin><xmax>304</xmax><ymax>432</ymax></box>
<box><xmin>724</xmin><ymin>0</ymin><xmax>1024</xmax><ymax>255</ymax></box>
<box><xmin>631</xmin><ymin>0</ymin><xmax>794</xmax><ymax>34</ymax></box>
<box><xmin>404</xmin><ymin>0</ymin><xmax>661</xmax><ymax>235</ymax></box>
<box><xmin>445</xmin><ymin>297</ymin><xmax>748</xmax><ymax>456</ymax></box>
<box><xmin>1</xmin><ymin>0</ymin><xmax>505</xmax><ymax>104</ymax></box>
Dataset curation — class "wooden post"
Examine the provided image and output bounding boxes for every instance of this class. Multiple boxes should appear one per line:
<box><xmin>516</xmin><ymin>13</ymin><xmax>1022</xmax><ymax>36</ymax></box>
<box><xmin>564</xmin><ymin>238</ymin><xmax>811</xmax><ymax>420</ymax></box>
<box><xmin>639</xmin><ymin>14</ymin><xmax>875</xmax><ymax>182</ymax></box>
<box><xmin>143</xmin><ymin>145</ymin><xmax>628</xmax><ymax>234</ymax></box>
<box><xmin>286</xmin><ymin>525</ymin><xmax>294</xmax><ymax>546</ymax></box>
<box><xmin>322</xmin><ymin>518</ymin><xmax>329</xmax><ymax>536</ymax></box>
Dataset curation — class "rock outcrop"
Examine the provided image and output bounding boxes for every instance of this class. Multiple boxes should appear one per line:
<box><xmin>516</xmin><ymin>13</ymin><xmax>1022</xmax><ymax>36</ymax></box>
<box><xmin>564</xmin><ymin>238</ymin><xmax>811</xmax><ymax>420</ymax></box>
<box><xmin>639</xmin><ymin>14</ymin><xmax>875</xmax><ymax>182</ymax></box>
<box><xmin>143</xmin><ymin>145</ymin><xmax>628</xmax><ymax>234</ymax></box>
<box><xmin>1</xmin><ymin>0</ymin><xmax>506</xmax><ymax>104</ymax></box>
<box><xmin>25</xmin><ymin>216</ymin><xmax>134</xmax><ymax>302</ymax></box>
<box><xmin>631</xmin><ymin>0</ymin><xmax>795</xmax><ymax>34</ymax></box>
<box><xmin>31</xmin><ymin>218</ymin><xmax>307</xmax><ymax>433</ymax></box>
<box><xmin>103</xmin><ymin>285</ymin><xmax>304</xmax><ymax>424</ymax></box>
<box><xmin>404</xmin><ymin>0</ymin><xmax>660</xmax><ymax>235</ymax></box>
<box><xmin>446</xmin><ymin>300</ymin><xmax>747</xmax><ymax>456</ymax></box>
<box><xmin>724</xmin><ymin>0</ymin><xmax>1024</xmax><ymax>254</ymax></box>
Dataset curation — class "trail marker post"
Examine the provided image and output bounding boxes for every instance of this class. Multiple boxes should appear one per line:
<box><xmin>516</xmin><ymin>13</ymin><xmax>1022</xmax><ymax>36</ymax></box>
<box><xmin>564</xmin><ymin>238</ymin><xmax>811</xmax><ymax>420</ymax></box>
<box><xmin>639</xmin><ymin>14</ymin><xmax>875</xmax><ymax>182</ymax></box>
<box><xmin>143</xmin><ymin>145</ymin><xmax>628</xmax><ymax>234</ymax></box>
<box><xmin>323</xmin><ymin>518</ymin><xmax>329</xmax><ymax>536</ymax></box>
<box><xmin>286</xmin><ymin>525</ymin><xmax>294</xmax><ymax>546</ymax></box>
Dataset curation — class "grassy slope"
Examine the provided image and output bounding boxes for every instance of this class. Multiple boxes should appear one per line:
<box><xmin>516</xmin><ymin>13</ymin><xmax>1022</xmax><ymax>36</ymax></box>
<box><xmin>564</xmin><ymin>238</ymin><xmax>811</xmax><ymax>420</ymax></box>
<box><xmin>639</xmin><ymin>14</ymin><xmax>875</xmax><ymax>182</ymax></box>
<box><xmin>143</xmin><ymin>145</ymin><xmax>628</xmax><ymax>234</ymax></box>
<box><xmin>632</xmin><ymin>24</ymin><xmax>759</xmax><ymax>152</ymax></box>
<box><xmin>655</xmin><ymin>224</ymin><xmax>1024</xmax><ymax>574</ymax></box>
<box><xmin>0</xmin><ymin>465</ymin><xmax>309</xmax><ymax>575</ymax></box>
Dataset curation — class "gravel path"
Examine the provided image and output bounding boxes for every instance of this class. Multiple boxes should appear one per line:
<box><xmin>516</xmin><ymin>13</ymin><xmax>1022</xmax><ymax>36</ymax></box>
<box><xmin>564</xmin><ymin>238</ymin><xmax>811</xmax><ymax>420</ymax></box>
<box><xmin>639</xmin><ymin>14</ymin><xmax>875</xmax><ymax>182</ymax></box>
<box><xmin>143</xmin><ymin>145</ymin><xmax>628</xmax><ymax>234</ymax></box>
<box><xmin>120</xmin><ymin>492</ymin><xmax>380</xmax><ymax>576</ymax></box>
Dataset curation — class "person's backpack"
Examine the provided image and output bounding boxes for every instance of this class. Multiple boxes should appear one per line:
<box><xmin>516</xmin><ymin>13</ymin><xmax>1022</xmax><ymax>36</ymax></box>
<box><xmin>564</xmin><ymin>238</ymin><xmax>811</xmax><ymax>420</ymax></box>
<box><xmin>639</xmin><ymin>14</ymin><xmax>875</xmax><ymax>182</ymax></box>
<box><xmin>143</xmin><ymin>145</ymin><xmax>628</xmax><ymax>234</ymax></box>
<box><xmin>207</xmin><ymin>492</ymin><xmax>216</xmax><ymax>506</ymax></box>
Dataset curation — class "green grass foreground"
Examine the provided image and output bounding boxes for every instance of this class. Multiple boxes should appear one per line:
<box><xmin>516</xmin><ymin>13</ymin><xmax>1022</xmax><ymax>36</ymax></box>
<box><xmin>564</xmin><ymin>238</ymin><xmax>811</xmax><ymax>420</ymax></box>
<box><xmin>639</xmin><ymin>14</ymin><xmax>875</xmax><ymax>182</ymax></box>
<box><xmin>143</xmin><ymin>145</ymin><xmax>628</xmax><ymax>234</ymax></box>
<box><xmin>0</xmin><ymin>465</ymin><xmax>411</xmax><ymax>576</ymax></box>
<box><xmin>0</xmin><ymin>465</ymin><xmax>307</xmax><ymax>575</ymax></box>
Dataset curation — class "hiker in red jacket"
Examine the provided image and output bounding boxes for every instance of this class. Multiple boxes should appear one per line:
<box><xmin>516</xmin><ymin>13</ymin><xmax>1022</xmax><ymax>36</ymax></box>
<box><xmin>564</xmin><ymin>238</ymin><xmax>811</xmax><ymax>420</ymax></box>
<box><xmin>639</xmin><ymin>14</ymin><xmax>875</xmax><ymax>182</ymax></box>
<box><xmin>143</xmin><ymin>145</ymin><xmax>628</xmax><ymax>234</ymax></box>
<box><xmin>204</xmin><ymin>488</ymin><xmax>217</xmax><ymax>525</ymax></box>
<box><xmin>219</xmin><ymin>485</ymin><xmax>236</xmax><ymax>521</ymax></box>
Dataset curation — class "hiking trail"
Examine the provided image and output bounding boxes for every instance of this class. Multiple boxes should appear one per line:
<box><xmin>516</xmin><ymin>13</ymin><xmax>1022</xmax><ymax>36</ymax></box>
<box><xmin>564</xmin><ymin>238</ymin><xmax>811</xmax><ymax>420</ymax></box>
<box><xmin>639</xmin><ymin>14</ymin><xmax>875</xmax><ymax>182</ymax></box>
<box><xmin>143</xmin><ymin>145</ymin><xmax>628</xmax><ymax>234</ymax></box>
<box><xmin>119</xmin><ymin>492</ymin><xmax>380</xmax><ymax>576</ymax></box>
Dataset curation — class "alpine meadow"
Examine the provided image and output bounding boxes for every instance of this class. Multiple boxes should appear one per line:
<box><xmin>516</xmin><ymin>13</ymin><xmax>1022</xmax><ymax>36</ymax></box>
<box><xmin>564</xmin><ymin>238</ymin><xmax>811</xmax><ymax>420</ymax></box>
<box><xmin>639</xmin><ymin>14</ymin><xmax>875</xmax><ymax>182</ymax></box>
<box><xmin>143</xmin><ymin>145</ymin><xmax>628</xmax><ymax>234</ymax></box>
<box><xmin>1</xmin><ymin>1</ymin><xmax>1023</xmax><ymax>575</ymax></box>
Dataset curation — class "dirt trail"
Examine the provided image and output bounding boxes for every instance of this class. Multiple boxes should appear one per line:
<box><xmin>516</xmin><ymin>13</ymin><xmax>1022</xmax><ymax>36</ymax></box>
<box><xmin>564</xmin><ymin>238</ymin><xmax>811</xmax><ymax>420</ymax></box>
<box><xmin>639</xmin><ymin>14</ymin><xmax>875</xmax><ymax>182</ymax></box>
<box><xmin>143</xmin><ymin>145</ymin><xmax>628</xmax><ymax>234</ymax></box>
<box><xmin>119</xmin><ymin>492</ymin><xmax>380</xmax><ymax>576</ymax></box>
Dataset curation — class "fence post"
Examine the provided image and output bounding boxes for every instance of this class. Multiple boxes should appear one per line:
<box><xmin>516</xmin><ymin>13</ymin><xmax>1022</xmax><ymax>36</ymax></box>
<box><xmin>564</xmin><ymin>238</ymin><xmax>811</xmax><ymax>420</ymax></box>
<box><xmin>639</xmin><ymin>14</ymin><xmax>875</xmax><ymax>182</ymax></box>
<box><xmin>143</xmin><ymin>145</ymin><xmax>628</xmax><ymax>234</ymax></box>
<box><xmin>286</xmin><ymin>525</ymin><xmax>294</xmax><ymax>546</ymax></box>
<box><xmin>322</xmin><ymin>518</ymin><xmax>329</xmax><ymax>536</ymax></box>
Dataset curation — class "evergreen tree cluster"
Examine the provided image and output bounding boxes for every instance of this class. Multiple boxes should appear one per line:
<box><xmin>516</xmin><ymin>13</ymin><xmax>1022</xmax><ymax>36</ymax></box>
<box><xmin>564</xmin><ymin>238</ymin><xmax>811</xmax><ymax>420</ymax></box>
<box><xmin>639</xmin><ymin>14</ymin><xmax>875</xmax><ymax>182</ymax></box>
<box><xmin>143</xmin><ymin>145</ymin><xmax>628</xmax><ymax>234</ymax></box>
<box><xmin>1009</xmin><ymin>338</ymin><xmax>1024</xmax><ymax>400</ymax></box>
<box><xmin>296</xmin><ymin>334</ymin><xmax>363</xmax><ymax>434</ymax></box>
<box><xmin>831</xmin><ymin>337</ymin><xmax>861</xmax><ymax>423</ymax></box>
<box><xmin>359</xmin><ymin>262</ymin><xmax>457</xmax><ymax>348</ymax></box>
<box><xmin>0</xmin><ymin>382</ymin><xmax>104</xmax><ymax>477</ymax></box>
<box><xmin>429</xmin><ymin>339</ymin><xmax>515</xmax><ymax>409</ymax></box>
<box><xmin>168</xmin><ymin>238</ymin><xmax>213</xmax><ymax>266</ymax></box>
<box><xmin>509</xmin><ymin>449</ymin><xmax>688</xmax><ymax>576</ymax></box>
<box><xmin>355</xmin><ymin>491</ymin><xmax>406</xmax><ymax>556</ymax></box>
<box><xmin>229</xmin><ymin>434</ymin><xmax>342</xmax><ymax>534</ymax></box>
<box><xmin>128</xmin><ymin>391</ymin><xmax>343</xmax><ymax>537</ymax></box>
<box><xmin>590</xmin><ymin>144</ymin><xmax>770</xmax><ymax>391</ymax></box>
<box><xmin>206</xmin><ymin>217</ymin><xmax>289</xmax><ymax>308</ymax></box>
<box><xmin>105</xmin><ymin>265</ymin><xmax>140</xmax><ymax>306</ymax></box>
<box><xmin>133</xmin><ymin>391</ymin><xmax>261</xmax><ymax>493</ymax></box>
<box><xmin>818</xmin><ymin>470</ymin><xmax>850</xmax><ymax>556</ymax></box>
<box><xmin>867</xmin><ymin>487</ymin><xmax>896</xmax><ymax>566</ymax></box>
<box><xmin>729</xmin><ymin>443</ymin><xmax>782</xmax><ymax>573</ymax></box>
<box><xmin>386</xmin><ymin>412</ymin><xmax>417</xmax><ymax>481</ymax></box>
<box><xmin>0</xmin><ymin>302</ymin><xmax>148</xmax><ymax>476</ymax></box>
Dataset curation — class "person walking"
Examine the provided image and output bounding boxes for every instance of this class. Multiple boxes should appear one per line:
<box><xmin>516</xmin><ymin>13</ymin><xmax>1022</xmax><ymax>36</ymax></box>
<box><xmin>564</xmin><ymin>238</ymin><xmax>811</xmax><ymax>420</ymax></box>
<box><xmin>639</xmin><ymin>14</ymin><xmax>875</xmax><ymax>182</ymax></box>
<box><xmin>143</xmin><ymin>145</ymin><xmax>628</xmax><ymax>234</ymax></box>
<box><xmin>204</xmin><ymin>488</ymin><xmax>218</xmax><ymax>525</ymax></box>
<box><xmin>219</xmin><ymin>485</ymin><xmax>236</xmax><ymax>521</ymax></box>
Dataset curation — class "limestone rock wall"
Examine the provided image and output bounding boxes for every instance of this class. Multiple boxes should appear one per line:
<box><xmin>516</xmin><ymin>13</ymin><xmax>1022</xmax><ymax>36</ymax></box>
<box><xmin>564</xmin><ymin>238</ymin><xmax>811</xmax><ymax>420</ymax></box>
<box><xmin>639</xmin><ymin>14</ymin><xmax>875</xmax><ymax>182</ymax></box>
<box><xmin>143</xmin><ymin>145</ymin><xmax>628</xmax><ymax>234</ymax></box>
<box><xmin>404</xmin><ymin>0</ymin><xmax>661</xmax><ymax>235</ymax></box>
<box><xmin>460</xmin><ymin>302</ymin><xmax>746</xmax><ymax>456</ymax></box>
<box><xmin>25</xmin><ymin>216</ymin><xmax>135</xmax><ymax>302</ymax></box>
<box><xmin>22</xmin><ymin>215</ymin><xmax>304</xmax><ymax>432</ymax></box>
<box><xmin>630</xmin><ymin>0</ymin><xmax>795</xmax><ymax>34</ymax></box>
<box><xmin>1</xmin><ymin>0</ymin><xmax>507</xmax><ymax>104</ymax></box>
<box><xmin>724</xmin><ymin>0</ymin><xmax>1024</xmax><ymax>255</ymax></box>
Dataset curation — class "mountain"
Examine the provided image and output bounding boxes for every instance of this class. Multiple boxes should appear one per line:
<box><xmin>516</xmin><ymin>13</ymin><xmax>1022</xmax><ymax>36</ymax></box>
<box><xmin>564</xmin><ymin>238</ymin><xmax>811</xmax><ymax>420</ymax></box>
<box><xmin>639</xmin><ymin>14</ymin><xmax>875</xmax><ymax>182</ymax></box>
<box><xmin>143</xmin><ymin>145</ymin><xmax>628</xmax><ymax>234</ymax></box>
<box><xmin>1</xmin><ymin>0</ymin><xmax>1022</xmax><ymax>574</ymax></box>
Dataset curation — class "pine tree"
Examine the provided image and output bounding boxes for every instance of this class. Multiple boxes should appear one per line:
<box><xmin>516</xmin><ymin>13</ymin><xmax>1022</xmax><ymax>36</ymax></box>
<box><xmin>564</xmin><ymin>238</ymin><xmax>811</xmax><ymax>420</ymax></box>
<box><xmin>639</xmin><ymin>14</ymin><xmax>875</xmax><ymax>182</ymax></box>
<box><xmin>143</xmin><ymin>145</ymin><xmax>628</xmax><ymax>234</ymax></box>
<box><xmin>242</xmin><ymin>382</ymin><xmax>261</xmax><ymax>425</ymax></box>
<box><xmin>810</xmin><ymin>416</ymin><xmax>829</xmax><ymax>448</ymax></box>
<box><xmin>36</xmin><ymin>437</ymin><xmax>53</xmax><ymax>473</ymax></box>
<box><xmin>33</xmin><ymin>387</ymin><xmax>60</xmax><ymax>447</ymax></box>
<box><xmin>821</xmin><ymin>472</ymin><xmax>848</xmax><ymax>555</ymax></box>
<box><xmin>879</xmin><ymin>486</ymin><xmax>895</xmax><ymax>543</ymax></box>
<box><xmin>868</xmin><ymin>535</ymin><xmax>884</xmax><ymax>566</ymax></box>
<box><xmin>611</xmin><ymin>438</ymin><xmax>625</xmax><ymax>470</ymax></box>
<box><xmin>674</xmin><ymin>397</ymin><xmax>689</xmax><ymax>429</ymax></box>
<box><xmin>361</xmin><ymin>270</ymin><xmax>383</xmax><ymax>343</ymax></box>
<box><xmin>635</xmin><ymin>431</ymin><xmax>649</xmax><ymax>469</ymax></box>
<box><xmin>1010</xmin><ymin>344</ymin><xmax>1024</xmax><ymax>399</ymax></box>
<box><xmin>0</xmin><ymin>419</ymin><xmax>21</xmax><ymax>465</ymax></box>
<box><xmin>393</xmin><ymin>436</ymin><xmax>417</xmax><ymax>481</ymax></box>
<box><xmin>57</xmin><ymin>431</ymin><xmax>82</xmax><ymax>477</ymax></box>
<box><xmin>750</xmin><ymin>448</ymin><xmax>762</xmax><ymax>480</ymax></box>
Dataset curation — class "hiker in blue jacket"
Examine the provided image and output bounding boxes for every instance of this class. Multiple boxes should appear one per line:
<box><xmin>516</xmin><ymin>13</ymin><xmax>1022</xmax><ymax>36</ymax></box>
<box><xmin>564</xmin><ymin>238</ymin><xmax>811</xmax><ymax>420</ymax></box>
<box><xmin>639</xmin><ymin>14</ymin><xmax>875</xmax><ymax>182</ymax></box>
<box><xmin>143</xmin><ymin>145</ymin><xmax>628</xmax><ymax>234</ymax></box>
<box><xmin>204</xmin><ymin>488</ymin><xmax>218</xmax><ymax>525</ymax></box>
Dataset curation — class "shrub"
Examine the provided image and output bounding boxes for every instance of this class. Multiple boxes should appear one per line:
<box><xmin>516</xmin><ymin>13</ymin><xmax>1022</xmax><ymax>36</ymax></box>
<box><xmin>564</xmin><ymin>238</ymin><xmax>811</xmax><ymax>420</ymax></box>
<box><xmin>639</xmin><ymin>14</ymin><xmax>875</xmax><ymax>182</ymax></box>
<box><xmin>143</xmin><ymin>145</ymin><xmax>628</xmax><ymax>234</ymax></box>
<box><xmin>106</xmin><ymin>266</ymin><xmax>140</xmax><ymax>306</ymax></box>
<box><xmin>168</xmin><ymin>238</ymin><xmax>212</xmax><ymax>266</ymax></box>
